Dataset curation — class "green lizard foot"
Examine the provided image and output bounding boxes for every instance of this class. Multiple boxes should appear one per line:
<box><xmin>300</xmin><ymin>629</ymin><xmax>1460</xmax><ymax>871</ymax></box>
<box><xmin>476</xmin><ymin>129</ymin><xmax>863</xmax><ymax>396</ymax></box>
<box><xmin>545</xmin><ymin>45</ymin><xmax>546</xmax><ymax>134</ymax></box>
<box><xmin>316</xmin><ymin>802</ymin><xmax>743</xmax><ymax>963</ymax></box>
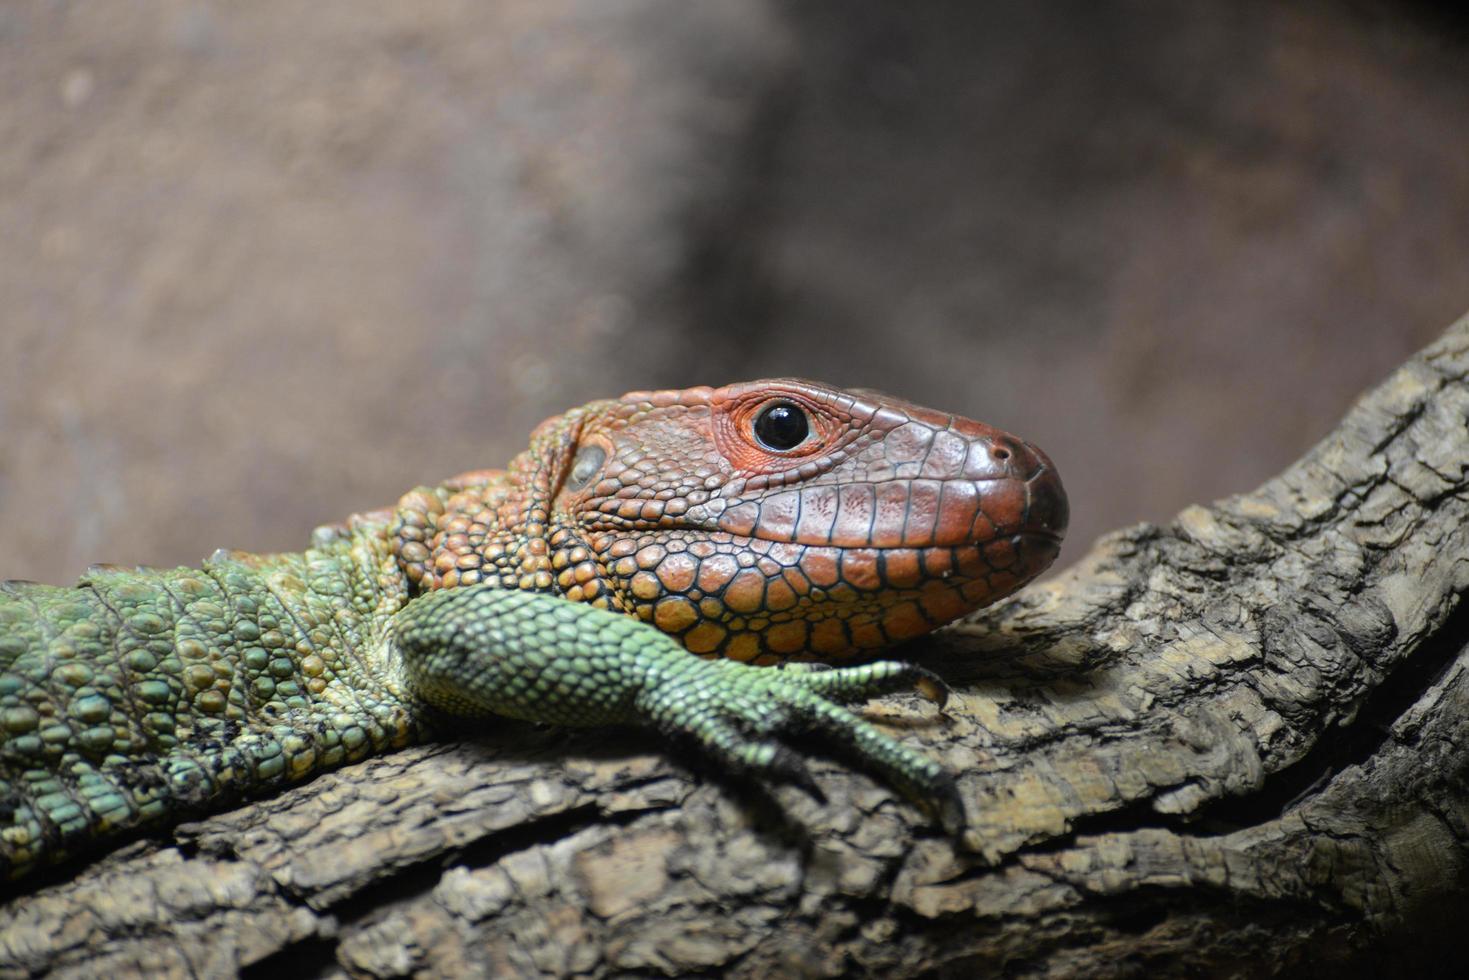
<box><xmin>394</xmin><ymin>586</ymin><xmax>966</xmax><ymax>834</ymax></box>
<box><xmin>643</xmin><ymin>658</ymin><xmax>964</xmax><ymax>833</ymax></box>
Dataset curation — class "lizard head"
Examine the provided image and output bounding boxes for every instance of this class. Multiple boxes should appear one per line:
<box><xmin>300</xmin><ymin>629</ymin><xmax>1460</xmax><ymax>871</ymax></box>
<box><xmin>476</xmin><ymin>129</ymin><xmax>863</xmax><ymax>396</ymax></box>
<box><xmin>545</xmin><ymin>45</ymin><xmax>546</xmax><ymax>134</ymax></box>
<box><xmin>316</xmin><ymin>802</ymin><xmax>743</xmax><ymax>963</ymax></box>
<box><xmin>393</xmin><ymin>379</ymin><xmax>1067</xmax><ymax>663</ymax></box>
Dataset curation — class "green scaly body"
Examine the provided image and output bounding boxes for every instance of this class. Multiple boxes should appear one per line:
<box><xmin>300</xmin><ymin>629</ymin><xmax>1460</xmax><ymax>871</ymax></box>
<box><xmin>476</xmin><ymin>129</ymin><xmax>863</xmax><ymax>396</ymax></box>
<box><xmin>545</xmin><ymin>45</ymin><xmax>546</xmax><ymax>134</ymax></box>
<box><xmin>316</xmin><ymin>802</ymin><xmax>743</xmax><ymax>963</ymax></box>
<box><xmin>1</xmin><ymin>379</ymin><xmax>1067</xmax><ymax>881</ymax></box>
<box><xmin>0</xmin><ymin>526</ymin><xmax>415</xmax><ymax>877</ymax></box>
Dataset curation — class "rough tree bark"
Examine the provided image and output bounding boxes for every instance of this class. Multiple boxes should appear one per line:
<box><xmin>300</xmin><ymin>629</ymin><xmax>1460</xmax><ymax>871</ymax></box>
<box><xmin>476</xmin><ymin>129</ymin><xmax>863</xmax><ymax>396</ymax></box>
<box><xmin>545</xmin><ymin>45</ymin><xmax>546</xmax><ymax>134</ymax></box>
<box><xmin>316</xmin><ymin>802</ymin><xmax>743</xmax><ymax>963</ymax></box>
<box><xmin>3</xmin><ymin>317</ymin><xmax>1469</xmax><ymax>978</ymax></box>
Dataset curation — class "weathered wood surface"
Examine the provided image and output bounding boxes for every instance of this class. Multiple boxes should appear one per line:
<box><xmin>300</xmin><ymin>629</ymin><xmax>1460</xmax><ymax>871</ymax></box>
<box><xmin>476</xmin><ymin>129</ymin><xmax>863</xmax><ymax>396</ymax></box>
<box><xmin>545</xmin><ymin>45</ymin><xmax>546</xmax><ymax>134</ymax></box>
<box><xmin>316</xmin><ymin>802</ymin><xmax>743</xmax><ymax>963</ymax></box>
<box><xmin>4</xmin><ymin>317</ymin><xmax>1469</xmax><ymax>978</ymax></box>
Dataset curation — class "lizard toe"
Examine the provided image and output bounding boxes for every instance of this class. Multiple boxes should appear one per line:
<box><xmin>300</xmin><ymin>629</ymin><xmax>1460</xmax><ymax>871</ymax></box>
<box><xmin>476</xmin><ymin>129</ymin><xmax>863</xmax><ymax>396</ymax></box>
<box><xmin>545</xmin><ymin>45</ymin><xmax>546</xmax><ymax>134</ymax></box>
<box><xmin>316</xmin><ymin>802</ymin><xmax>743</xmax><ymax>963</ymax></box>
<box><xmin>779</xmin><ymin>659</ymin><xmax>952</xmax><ymax>710</ymax></box>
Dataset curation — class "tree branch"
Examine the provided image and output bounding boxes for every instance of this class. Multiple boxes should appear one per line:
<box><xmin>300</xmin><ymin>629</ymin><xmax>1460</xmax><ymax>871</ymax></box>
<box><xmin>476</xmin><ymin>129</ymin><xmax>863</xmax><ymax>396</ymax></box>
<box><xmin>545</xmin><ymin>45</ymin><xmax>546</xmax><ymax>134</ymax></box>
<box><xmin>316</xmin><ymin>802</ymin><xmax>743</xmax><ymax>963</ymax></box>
<box><xmin>5</xmin><ymin>317</ymin><xmax>1468</xmax><ymax>978</ymax></box>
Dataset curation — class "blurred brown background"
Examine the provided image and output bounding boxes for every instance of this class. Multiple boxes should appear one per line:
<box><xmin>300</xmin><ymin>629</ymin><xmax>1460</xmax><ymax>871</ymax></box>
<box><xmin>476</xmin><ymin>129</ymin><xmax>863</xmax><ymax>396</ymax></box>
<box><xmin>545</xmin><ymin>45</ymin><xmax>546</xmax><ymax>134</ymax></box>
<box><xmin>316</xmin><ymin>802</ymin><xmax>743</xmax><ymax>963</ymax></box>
<box><xmin>3</xmin><ymin>0</ymin><xmax>1468</xmax><ymax>585</ymax></box>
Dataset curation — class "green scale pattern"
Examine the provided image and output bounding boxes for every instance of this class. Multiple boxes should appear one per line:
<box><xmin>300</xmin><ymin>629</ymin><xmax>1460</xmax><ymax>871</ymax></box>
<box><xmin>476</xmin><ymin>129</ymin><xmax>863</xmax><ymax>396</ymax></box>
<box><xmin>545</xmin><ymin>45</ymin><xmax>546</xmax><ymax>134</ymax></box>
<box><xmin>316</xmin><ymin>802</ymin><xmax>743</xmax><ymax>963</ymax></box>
<box><xmin>0</xmin><ymin>528</ymin><xmax>417</xmax><ymax>879</ymax></box>
<box><xmin>398</xmin><ymin>585</ymin><xmax>959</xmax><ymax>822</ymax></box>
<box><xmin>0</xmin><ymin>525</ymin><xmax>957</xmax><ymax>881</ymax></box>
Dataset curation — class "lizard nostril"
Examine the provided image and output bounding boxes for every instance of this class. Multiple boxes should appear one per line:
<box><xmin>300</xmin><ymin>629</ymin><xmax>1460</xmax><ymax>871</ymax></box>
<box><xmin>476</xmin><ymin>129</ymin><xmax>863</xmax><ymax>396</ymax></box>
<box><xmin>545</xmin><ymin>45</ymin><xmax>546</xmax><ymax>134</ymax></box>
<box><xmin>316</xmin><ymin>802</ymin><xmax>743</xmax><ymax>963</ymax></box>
<box><xmin>991</xmin><ymin>436</ymin><xmax>1026</xmax><ymax>467</ymax></box>
<box><xmin>991</xmin><ymin>436</ymin><xmax>1043</xmax><ymax>477</ymax></box>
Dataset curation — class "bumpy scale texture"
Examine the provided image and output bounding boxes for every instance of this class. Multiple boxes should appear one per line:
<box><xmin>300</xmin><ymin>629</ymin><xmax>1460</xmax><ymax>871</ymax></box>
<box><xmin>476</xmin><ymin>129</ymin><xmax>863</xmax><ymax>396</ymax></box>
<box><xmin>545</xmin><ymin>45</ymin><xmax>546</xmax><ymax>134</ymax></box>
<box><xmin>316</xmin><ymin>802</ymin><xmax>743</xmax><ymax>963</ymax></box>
<box><xmin>398</xmin><ymin>586</ymin><xmax>962</xmax><ymax>824</ymax></box>
<box><xmin>0</xmin><ymin>379</ymin><xmax>1066</xmax><ymax>880</ymax></box>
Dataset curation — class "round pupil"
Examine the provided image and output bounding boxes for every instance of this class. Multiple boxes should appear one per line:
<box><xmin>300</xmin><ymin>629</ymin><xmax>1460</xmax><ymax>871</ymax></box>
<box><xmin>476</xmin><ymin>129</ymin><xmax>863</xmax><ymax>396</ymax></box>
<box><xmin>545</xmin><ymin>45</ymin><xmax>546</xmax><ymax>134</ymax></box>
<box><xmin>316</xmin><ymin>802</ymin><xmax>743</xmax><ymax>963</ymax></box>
<box><xmin>753</xmin><ymin>403</ymin><xmax>809</xmax><ymax>451</ymax></box>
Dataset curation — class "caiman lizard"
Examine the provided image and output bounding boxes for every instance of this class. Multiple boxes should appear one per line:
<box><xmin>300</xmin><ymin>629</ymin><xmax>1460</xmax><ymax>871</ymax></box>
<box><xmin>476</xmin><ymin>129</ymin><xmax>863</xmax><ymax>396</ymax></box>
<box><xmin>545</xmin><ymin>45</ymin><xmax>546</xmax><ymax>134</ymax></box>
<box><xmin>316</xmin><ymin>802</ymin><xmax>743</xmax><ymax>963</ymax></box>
<box><xmin>0</xmin><ymin>379</ymin><xmax>1067</xmax><ymax>881</ymax></box>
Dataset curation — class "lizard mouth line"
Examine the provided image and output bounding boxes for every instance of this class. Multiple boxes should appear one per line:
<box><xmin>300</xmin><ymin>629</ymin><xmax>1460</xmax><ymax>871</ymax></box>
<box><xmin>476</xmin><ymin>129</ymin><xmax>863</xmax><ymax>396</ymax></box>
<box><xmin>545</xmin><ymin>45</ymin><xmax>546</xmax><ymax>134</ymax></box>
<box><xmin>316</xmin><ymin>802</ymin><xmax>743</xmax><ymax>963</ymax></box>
<box><xmin>718</xmin><ymin>518</ymin><xmax>1064</xmax><ymax>552</ymax></box>
<box><xmin>700</xmin><ymin>472</ymin><xmax>1066</xmax><ymax>552</ymax></box>
<box><xmin>733</xmin><ymin>528</ymin><xmax>1065</xmax><ymax>550</ymax></box>
<box><xmin>709</xmin><ymin>532</ymin><xmax>1063</xmax><ymax>593</ymax></box>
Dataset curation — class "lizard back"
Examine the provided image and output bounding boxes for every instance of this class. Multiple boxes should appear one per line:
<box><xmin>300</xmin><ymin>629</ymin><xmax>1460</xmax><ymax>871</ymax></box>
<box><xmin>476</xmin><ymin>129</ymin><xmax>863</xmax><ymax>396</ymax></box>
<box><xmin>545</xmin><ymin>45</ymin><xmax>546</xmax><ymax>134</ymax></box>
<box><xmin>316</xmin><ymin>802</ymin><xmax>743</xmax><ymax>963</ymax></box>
<box><xmin>0</xmin><ymin>524</ymin><xmax>415</xmax><ymax>879</ymax></box>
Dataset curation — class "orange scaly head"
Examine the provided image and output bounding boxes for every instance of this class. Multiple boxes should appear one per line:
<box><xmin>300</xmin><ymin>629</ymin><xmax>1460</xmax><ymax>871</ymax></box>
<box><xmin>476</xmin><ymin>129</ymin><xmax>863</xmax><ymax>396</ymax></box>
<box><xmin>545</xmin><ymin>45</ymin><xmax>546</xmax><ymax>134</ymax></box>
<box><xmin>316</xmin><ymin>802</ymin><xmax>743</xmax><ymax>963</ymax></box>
<box><xmin>391</xmin><ymin>380</ymin><xmax>1067</xmax><ymax>664</ymax></box>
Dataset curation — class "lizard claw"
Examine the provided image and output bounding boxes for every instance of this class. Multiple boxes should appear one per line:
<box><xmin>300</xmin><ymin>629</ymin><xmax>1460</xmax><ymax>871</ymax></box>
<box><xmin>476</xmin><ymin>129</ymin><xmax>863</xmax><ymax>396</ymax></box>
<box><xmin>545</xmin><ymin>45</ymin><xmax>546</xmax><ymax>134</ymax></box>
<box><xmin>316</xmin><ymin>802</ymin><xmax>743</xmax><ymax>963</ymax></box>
<box><xmin>762</xmin><ymin>745</ymin><xmax>826</xmax><ymax>803</ymax></box>
<box><xmin>928</xmin><ymin>768</ymin><xmax>967</xmax><ymax>836</ymax></box>
<box><xmin>912</xmin><ymin>669</ymin><xmax>950</xmax><ymax>710</ymax></box>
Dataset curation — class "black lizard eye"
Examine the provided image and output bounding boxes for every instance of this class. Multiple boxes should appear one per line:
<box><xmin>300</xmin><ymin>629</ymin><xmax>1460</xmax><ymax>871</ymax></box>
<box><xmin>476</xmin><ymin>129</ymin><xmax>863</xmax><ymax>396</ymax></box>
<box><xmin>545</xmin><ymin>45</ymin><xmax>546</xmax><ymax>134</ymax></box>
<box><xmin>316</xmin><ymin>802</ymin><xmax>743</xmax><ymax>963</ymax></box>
<box><xmin>753</xmin><ymin>402</ymin><xmax>809</xmax><ymax>451</ymax></box>
<box><xmin>564</xmin><ymin>444</ymin><xmax>606</xmax><ymax>492</ymax></box>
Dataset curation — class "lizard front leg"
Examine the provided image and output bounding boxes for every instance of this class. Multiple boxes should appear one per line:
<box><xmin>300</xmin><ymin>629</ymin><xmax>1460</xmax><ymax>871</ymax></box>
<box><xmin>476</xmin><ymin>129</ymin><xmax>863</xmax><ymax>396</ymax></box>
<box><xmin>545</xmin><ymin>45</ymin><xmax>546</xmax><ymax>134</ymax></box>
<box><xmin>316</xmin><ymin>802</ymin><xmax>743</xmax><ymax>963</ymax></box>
<box><xmin>392</xmin><ymin>585</ymin><xmax>964</xmax><ymax>831</ymax></box>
